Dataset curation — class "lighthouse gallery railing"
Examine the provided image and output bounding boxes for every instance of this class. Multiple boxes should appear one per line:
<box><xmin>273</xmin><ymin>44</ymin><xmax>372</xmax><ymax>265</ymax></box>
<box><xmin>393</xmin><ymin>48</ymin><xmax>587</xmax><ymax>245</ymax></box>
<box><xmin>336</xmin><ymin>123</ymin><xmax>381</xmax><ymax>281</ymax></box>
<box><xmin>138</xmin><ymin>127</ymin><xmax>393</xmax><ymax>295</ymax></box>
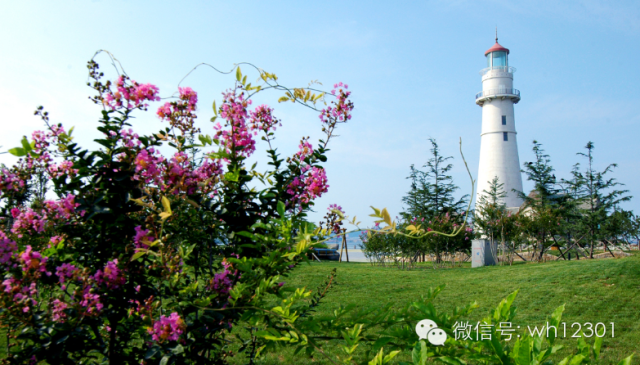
<box><xmin>475</xmin><ymin>88</ymin><xmax>520</xmax><ymax>100</ymax></box>
<box><xmin>479</xmin><ymin>66</ymin><xmax>517</xmax><ymax>76</ymax></box>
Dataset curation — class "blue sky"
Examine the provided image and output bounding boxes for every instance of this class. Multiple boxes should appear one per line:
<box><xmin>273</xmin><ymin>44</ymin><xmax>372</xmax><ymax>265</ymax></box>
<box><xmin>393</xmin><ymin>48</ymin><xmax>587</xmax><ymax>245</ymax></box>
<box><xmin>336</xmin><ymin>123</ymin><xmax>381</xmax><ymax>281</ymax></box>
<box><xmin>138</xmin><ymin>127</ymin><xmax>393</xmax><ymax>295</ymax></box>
<box><xmin>1</xmin><ymin>1</ymin><xmax>639</xmax><ymax>227</ymax></box>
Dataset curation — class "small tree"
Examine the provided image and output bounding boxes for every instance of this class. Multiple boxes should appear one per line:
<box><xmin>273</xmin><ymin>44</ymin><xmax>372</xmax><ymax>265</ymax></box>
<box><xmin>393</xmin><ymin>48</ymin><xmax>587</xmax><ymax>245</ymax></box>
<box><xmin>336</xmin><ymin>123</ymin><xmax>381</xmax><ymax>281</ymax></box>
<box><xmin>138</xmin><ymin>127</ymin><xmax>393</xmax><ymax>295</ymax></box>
<box><xmin>474</xmin><ymin>176</ymin><xmax>519</xmax><ymax>265</ymax></box>
<box><xmin>516</xmin><ymin>140</ymin><xmax>566</xmax><ymax>261</ymax></box>
<box><xmin>402</xmin><ymin>138</ymin><xmax>467</xmax><ymax>220</ymax></box>
<box><xmin>569</xmin><ymin>141</ymin><xmax>631</xmax><ymax>258</ymax></box>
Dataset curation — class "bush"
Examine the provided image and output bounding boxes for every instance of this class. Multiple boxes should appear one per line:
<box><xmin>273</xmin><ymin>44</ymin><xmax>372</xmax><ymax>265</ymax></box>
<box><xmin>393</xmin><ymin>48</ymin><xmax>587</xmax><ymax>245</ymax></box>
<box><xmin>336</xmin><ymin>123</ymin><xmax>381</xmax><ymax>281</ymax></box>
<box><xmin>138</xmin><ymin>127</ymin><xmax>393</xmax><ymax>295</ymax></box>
<box><xmin>0</xmin><ymin>55</ymin><xmax>352</xmax><ymax>364</ymax></box>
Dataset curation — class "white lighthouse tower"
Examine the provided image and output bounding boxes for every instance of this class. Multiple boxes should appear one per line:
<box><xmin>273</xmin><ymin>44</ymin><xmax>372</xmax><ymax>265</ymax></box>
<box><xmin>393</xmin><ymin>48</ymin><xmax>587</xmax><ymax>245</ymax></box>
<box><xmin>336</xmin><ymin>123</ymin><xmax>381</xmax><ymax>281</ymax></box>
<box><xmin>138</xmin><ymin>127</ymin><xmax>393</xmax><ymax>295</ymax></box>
<box><xmin>475</xmin><ymin>34</ymin><xmax>524</xmax><ymax>209</ymax></box>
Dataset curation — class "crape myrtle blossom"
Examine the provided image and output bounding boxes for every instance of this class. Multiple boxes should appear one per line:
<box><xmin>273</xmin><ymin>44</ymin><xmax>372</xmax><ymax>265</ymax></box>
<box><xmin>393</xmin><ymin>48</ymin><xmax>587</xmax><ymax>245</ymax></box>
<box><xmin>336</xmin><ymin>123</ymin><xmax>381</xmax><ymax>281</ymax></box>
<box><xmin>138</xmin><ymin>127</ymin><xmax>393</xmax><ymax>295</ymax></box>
<box><xmin>326</xmin><ymin>204</ymin><xmax>346</xmax><ymax>234</ymax></box>
<box><xmin>157</xmin><ymin>86</ymin><xmax>200</xmax><ymax>136</ymax></box>
<box><xmin>163</xmin><ymin>152</ymin><xmax>223</xmax><ymax>195</ymax></box>
<box><xmin>10</xmin><ymin>194</ymin><xmax>82</xmax><ymax>238</ymax></box>
<box><xmin>20</xmin><ymin>246</ymin><xmax>51</xmax><ymax>277</ymax></box>
<box><xmin>133</xmin><ymin>148</ymin><xmax>165</xmax><ymax>186</ymax></box>
<box><xmin>0</xmin><ymin>236</ymin><xmax>18</xmax><ymax>270</ymax></box>
<box><xmin>48</xmin><ymin>160</ymin><xmax>78</xmax><ymax>179</ymax></box>
<box><xmin>119</xmin><ymin>128</ymin><xmax>142</xmax><ymax>149</ymax></box>
<box><xmin>79</xmin><ymin>287</ymin><xmax>104</xmax><ymax>316</ymax></box>
<box><xmin>93</xmin><ymin>259</ymin><xmax>126</xmax><ymax>289</ymax></box>
<box><xmin>208</xmin><ymin>258</ymin><xmax>237</xmax><ymax>296</ymax></box>
<box><xmin>248</xmin><ymin>104</ymin><xmax>281</xmax><ymax>137</ymax></box>
<box><xmin>2</xmin><ymin>278</ymin><xmax>38</xmax><ymax>313</ymax></box>
<box><xmin>286</xmin><ymin>165</ymin><xmax>329</xmax><ymax>209</ymax></box>
<box><xmin>44</xmin><ymin>194</ymin><xmax>81</xmax><ymax>221</ymax></box>
<box><xmin>147</xmin><ymin>312</ymin><xmax>186</xmax><ymax>343</ymax></box>
<box><xmin>55</xmin><ymin>263</ymin><xmax>78</xmax><ymax>285</ymax></box>
<box><xmin>0</xmin><ymin>169</ymin><xmax>25</xmax><ymax>194</ymax></box>
<box><xmin>51</xmin><ymin>299</ymin><xmax>69</xmax><ymax>322</ymax></box>
<box><xmin>10</xmin><ymin>207</ymin><xmax>47</xmax><ymax>237</ymax></box>
<box><xmin>134</xmin><ymin>226</ymin><xmax>155</xmax><ymax>249</ymax></box>
<box><xmin>103</xmin><ymin>75</ymin><xmax>161</xmax><ymax>111</ymax></box>
<box><xmin>294</xmin><ymin>139</ymin><xmax>313</xmax><ymax>162</ymax></box>
<box><xmin>320</xmin><ymin>82</ymin><xmax>354</xmax><ymax>127</ymax></box>
<box><xmin>213</xmin><ymin>89</ymin><xmax>255</xmax><ymax>159</ymax></box>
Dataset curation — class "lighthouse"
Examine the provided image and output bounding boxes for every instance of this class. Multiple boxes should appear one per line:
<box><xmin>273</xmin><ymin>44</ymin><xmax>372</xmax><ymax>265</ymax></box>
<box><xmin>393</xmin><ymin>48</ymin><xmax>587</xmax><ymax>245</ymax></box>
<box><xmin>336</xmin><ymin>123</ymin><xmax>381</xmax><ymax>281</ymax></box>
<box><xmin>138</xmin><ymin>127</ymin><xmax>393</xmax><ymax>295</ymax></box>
<box><xmin>475</xmin><ymin>35</ymin><xmax>524</xmax><ymax>209</ymax></box>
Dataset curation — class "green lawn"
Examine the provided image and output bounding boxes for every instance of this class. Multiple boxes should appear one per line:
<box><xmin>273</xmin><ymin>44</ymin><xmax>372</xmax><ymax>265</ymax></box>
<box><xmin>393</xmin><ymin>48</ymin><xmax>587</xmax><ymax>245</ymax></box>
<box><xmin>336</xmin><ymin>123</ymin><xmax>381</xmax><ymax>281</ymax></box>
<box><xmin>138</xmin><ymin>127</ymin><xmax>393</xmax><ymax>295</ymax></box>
<box><xmin>3</xmin><ymin>254</ymin><xmax>638</xmax><ymax>364</ymax></box>
<box><xmin>253</xmin><ymin>253</ymin><xmax>640</xmax><ymax>364</ymax></box>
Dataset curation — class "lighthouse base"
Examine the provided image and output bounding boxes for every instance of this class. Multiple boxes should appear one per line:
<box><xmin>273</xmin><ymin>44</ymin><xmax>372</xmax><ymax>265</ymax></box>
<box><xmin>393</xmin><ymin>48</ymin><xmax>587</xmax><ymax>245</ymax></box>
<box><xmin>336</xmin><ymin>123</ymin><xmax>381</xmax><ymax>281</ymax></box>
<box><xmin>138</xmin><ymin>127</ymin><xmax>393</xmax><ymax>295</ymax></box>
<box><xmin>471</xmin><ymin>239</ymin><xmax>497</xmax><ymax>268</ymax></box>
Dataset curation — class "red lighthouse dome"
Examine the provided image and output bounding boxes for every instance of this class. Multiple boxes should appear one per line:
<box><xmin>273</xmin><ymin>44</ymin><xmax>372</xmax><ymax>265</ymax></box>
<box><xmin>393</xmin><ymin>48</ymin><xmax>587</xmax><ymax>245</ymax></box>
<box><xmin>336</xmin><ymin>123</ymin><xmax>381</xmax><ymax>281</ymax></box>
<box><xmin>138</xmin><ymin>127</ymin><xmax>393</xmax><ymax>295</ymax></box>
<box><xmin>484</xmin><ymin>41</ymin><xmax>510</xmax><ymax>56</ymax></box>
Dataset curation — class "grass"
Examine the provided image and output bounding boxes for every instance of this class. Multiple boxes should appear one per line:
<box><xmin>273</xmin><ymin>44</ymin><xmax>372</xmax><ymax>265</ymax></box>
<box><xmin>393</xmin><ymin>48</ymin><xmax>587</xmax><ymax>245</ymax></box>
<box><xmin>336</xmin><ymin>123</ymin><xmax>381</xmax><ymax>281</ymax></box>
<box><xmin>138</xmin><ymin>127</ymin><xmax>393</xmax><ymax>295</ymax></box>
<box><xmin>3</xmin><ymin>254</ymin><xmax>638</xmax><ymax>364</ymax></box>
<box><xmin>252</xmin><ymin>253</ymin><xmax>640</xmax><ymax>364</ymax></box>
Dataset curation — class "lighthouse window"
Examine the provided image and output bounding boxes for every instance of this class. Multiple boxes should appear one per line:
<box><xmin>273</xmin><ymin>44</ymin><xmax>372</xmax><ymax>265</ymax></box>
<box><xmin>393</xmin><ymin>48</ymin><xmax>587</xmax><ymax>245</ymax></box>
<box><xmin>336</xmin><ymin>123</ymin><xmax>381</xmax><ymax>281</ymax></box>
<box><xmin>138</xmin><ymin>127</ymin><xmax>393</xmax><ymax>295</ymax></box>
<box><xmin>503</xmin><ymin>132</ymin><xmax>508</xmax><ymax>141</ymax></box>
<box><xmin>502</xmin><ymin>115</ymin><xmax>507</xmax><ymax>125</ymax></box>
<box><xmin>493</xmin><ymin>51</ymin><xmax>507</xmax><ymax>67</ymax></box>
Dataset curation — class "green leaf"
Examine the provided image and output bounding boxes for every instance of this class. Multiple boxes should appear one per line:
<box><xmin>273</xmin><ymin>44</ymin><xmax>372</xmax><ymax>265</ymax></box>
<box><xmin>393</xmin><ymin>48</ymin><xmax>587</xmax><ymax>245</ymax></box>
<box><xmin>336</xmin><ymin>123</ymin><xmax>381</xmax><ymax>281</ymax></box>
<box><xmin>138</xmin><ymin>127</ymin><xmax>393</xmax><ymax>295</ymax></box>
<box><xmin>236</xmin><ymin>231</ymin><xmax>256</xmax><ymax>239</ymax></box>
<box><xmin>8</xmin><ymin>147</ymin><xmax>26</xmax><ymax>157</ymax></box>
<box><xmin>617</xmin><ymin>354</ymin><xmax>634</xmax><ymax>365</ymax></box>
<box><xmin>131</xmin><ymin>251</ymin><xmax>147</xmax><ymax>261</ymax></box>
<box><xmin>144</xmin><ymin>346</ymin><xmax>160</xmax><ymax>359</ymax></box>
<box><xmin>161</xmin><ymin>196</ymin><xmax>172</xmax><ymax>214</ymax></box>
<box><xmin>411</xmin><ymin>340</ymin><xmax>428</xmax><ymax>365</ymax></box>
<box><xmin>436</xmin><ymin>356</ymin><xmax>465</xmax><ymax>365</ymax></box>
<box><xmin>160</xmin><ymin>355</ymin><xmax>170</xmax><ymax>365</ymax></box>
<box><xmin>171</xmin><ymin>344</ymin><xmax>184</xmax><ymax>355</ymax></box>
<box><xmin>547</xmin><ymin>304</ymin><xmax>565</xmax><ymax>345</ymax></box>
<box><xmin>513</xmin><ymin>338</ymin><xmax>531</xmax><ymax>365</ymax></box>
<box><xmin>212</xmin><ymin>101</ymin><xmax>217</xmax><ymax>115</ymax></box>
<box><xmin>593</xmin><ymin>336</ymin><xmax>603</xmax><ymax>359</ymax></box>
<box><xmin>21</xmin><ymin>137</ymin><xmax>32</xmax><ymax>152</ymax></box>
<box><xmin>224</xmin><ymin>171</ymin><xmax>239</xmax><ymax>182</ymax></box>
<box><xmin>277</xmin><ymin>201</ymin><xmax>285</xmax><ymax>217</ymax></box>
<box><xmin>236</xmin><ymin>66</ymin><xmax>242</xmax><ymax>81</ymax></box>
<box><xmin>569</xmin><ymin>354</ymin><xmax>585</xmax><ymax>365</ymax></box>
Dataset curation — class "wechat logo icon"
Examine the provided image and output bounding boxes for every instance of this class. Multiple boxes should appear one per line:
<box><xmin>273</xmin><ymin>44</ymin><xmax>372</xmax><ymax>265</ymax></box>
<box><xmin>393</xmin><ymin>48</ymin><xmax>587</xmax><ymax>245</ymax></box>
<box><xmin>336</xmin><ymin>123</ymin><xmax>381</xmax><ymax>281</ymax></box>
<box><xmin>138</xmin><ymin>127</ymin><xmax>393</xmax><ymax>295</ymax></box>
<box><xmin>415</xmin><ymin>319</ymin><xmax>447</xmax><ymax>346</ymax></box>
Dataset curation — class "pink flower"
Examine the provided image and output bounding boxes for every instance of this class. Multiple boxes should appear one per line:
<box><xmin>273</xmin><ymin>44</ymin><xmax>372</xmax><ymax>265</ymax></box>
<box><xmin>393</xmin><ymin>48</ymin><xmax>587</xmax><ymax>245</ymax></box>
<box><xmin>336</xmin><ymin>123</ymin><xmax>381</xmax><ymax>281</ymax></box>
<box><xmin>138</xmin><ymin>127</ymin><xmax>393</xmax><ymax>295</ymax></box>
<box><xmin>48</xmin><ymin>160</ymin><xmax>78</xmax><ymax>179</ymax></box>
<box><xmin>213</xmin><ymin>89</ymin><xmax>255</xmax><ymax>159</ymax></box>
<box><xmin>56</xmin><ymin>263</ymin><xmax>78</xmax><ymax>284</ymax></box>
<box><xmin>11</xmin><ymin>207</ymin><xmax>47</xmax><ymax>237</ymax></box>
<box><xmin>249</xmin><ymin>105</ymin><xmax>280</xmax><ymax>136</ymax></box>
<box><xmin>208</xmin><ymin>259</ymin><xmax>237</xmax><ymax>296</ymax></box>
<box><xmin>52</xmin><ymin>299</ymin><xmax>68</xmax><ymax>322</ymax></box>
<box><xmin>134</xmin><ymin>226</ymin><xmax>154</xmax><ymax>249</ymax></box>
<box><xmin>286</xmin><ymin>166</ymin><xmax>329</xmax><ymax>209</ymax></box>
<box><xmin>44</xmin><ymin>194</ymin><xmax>81</xmax><ymax>221</ymax></box>
<box><xmin>103</xmin><ymin>75</ymin><xmax>160</xmax><ymax>110</ymax></box>
<box><xmin>0</xmin><ymin>237</ymin><xmax>17</xmax><ymax>270</ymax></box>
<box><xmin>94</xmin><ymin>259</ymin><xmax>125</xmax><ymax>289</ymax></box>
<box><xmin>319</xmin><ymin>84</ymin><xmax>353</xmax><ymax>125</ymax></box>
<box><xmin>147</xmin><ymin>312</ymin><xmax>186</xmax><ymax>342</ymax></box>
<box><xmin>3</xmin><ymin>279</ymin><xmax>38</xmax><ymax>312</ymax></box>
<box><xmin>294</xmin><ymin>140</ymin><xmax>314</xmax><ymax>162</ymax></box>
<box><xmin>133</xmin><ymin>148</ymin><xmax>165</xmax><ymax>186</ymax></box>
<box><xmin>0</xmin><ymin>169</ymin><xmax>24</xmax><ymax>194</ymax></box>
<box><xmin>80</xmin><ymin>288</ymin><xmax>103</xmax><ymax>316</ymax></box>
<box><xmin>20</xmin><ymin>246</ymin><xmax>50</xmax><ymax>276</ymax></box>
<box><xmin>157</xmin><ymin>86</ymin><xmax>199</xmax><ymax>135</ymax></box>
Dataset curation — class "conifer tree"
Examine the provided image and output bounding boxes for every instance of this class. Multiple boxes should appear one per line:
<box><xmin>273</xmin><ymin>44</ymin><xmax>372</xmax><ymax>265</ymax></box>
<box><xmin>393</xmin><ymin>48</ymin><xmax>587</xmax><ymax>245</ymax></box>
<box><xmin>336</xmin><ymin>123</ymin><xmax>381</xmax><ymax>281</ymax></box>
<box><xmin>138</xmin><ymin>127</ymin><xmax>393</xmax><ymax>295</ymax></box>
<box><xmin>474</xmin><ymin>176</ymin><xmax>520</xmax><ymax>264</ymax></box>
<box><xmin>569</xmin><ymin>142</ymin><xmax>631</xmax><ymax>258</ymax></box>
<box><xmin>401</xmin><ymin>138</ymin><xmax>467</xmax><ymax>220</ymax></box>
<box><xmin>516</xmin><ymin>140</ymin><xmax>565</xmax><ymax>260</ymax></box>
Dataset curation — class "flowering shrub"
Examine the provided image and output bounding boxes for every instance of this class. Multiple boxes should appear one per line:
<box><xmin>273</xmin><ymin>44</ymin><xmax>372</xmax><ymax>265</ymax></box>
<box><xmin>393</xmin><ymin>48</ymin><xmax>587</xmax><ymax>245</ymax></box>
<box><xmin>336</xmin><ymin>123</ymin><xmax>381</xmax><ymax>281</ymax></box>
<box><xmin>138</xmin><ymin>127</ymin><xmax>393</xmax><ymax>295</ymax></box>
<box><xmin>0</xmin><ymin>56</ymin><xmax>352</xmax><ymax>364</ymax></box>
